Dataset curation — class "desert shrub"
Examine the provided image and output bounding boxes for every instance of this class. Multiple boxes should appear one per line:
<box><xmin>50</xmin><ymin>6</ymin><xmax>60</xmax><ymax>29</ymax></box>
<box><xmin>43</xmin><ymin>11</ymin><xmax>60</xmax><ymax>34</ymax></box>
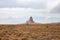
<box><xmin>31</xmin><ymin>35</ymin><xmax>37</xmax><ymax>39</ymax></box>
<box><xmin>12</xmin><ymin>32</ymin><xmax>22</xmax><ymax>37</ymax></box>
<box><xmin>0</xmin><ymin>38</ymin><xmax>1</xmax><ymax>40</ymax></box>
<box><xmin>22</xmin><ymin>37</ymin><xmax>27</xmax><ymax>40</ymax></box>
<box><xmin>13</xmin><ymin>39</ymin><xmax>18</xmax><ymax>40</ymax></box>
<box><xmin>15</xmin><ymin>33</ymin><xmax>22</xmax><ymax>37</ymax></box>
<box><xmin>5</xmin><ymin>39</ymin><xmax>9</xmax><ymax>40</ymax></box>
<box><xmin>29</xmin><ymin>33</ymin><xmax>38</xmax><ymax>39</ymax></box>
<box><xmin>2</xmin><ymin>38</ymin><xmax>9</xmax><ymax>40</ymax></box>
<box><xmin>46</xmin><ymin>26</ymin><xmax>48</xmax><ymax>28</ymax></box>
<box><xmin>4</xmin><ymin>31</ymin><xmax>8</xmax><ymax>33</ymax></box>
<box><xmin>0</xmin><ymin>32</ymin><xmax>6</xmax><ymax>37</ymax></box>
<box><xmin>0</xmin><ymin>27</ymin><xmax>2</xmax><ymax>30</ymax></box>
<box><xmin>36</xmin><ymin>34</ymin><xmax>51</xmax><ymax>40</ymax></box>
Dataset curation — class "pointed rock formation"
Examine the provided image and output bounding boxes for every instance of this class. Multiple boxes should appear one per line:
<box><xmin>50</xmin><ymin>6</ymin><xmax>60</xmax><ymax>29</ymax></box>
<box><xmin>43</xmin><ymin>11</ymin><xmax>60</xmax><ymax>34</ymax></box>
<box><xmin>26</xmin><ymin>17</ymin><xmax>35</xmax><ymax>24</ymax></box>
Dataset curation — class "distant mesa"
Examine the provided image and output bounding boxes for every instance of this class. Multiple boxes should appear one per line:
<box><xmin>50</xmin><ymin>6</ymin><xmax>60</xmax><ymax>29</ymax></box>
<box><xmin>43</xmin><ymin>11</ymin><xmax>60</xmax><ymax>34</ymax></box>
<box><xmin>26</xmin><ymin>16</ymin><xmax>35</xmax><ymax>24</ymax></box>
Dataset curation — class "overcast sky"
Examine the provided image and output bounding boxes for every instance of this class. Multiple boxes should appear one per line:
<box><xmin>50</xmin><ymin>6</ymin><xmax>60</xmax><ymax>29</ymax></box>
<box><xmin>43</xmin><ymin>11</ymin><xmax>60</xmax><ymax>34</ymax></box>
<box><xmin>0</xmin><ymin>0</ymin><xmax>60</xmax><ymax>24</ymax></box>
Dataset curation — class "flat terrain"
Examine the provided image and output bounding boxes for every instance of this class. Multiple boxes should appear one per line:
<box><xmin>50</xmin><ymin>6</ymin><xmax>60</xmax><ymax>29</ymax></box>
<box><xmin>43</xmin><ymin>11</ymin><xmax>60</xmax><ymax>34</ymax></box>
<box><xmin>0</xmin><ymin>23</ymin><xmax>60</xmax><ymax>40</ymax></box>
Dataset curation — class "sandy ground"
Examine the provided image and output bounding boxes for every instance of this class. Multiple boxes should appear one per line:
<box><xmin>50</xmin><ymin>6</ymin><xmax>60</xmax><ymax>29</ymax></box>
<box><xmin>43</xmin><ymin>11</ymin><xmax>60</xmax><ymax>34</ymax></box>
<box><xmin>0</xmin><ymin>23</ymin><xmax>60</xmax><ymax>40</ymax></box>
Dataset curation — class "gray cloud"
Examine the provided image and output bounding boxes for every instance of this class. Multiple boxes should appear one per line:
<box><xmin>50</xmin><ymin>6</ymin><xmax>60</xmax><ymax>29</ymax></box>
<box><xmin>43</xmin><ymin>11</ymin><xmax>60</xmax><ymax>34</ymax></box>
<box><xmin>0</xmin><ymin>0</ymin><xmax>16</xmax><ymax>8</ymax></box>
<box><xmin>0</xmin><ymin>0</ymin><xmax>46</xmax><ymax>9</ymax></box>
<box><xmin>50</xmin><ymin>4</ymin><xmax>60</xmax><ymax>13</ymax></box>
<box><xmin>16</xmin><ymin>1</ymin><xmax>46</xmax><ymax>9</ymax></box>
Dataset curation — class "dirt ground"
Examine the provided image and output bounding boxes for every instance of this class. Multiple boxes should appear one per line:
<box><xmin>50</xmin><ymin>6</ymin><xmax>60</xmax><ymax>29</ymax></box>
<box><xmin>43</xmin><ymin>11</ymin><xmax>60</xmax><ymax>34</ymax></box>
<box><xmin>0</xmin><ymin>23</ymin><xmax>60</xmax><ymax>40</ymax></box>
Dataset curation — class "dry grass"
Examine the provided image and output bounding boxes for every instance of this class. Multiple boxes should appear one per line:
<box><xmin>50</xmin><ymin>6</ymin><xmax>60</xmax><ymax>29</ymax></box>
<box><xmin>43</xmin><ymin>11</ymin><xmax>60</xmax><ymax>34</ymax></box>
<box><xmin>0</xmin><ymin>23</ymin><xmax>60</xmax><ymax>40</ymax></box>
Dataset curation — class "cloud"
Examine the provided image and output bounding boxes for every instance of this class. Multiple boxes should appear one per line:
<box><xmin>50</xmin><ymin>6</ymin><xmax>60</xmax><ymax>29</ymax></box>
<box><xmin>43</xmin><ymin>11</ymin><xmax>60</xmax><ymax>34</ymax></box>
<box><xmin>0</xmin><ymin>7</ymin><xmax>48</xmax><ymax>24</ymax></box>
<box><xmin>0</xmin><ymin>0</ymin><xmax>16</xmax><ymax>8</ymax></box>
<box><xmin>0</xmin><ymin>8</ymin><xmax>46</xmax><ymax>19</ymax></box>
<box><xmin>16</xmin><ymin>1</ymin><xmax>46</xmax><ymax>9</ymax></box>
<box><xmin>47</xmin><ymin>0</ymin><xmax>60</xmax><ymax>9</ymax></box>
<box><xmin>0</xmin><ymin>0</ymin><xmax>60</xmax><ymax>24</ymax></box>
<box><xmin>50</xmin><ymin>4</ymin><xmax>60</xmax><ymax>13</ymax></box>
<box><xmin>47</xmin><ymin>0</ymin><xmax>60</xmax><ymax>12</ymax></box>
<box><xmin>0</xmin><ymin>0</ymin><xmax>46</xmax><ymax>9</ymax></box>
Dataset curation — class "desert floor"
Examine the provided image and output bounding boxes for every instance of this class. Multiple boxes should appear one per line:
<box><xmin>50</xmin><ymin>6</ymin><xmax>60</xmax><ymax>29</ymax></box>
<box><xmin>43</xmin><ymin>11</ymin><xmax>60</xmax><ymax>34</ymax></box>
<box><xmin>0</xmin><ymin>23</ymin><xmax>60</xmax><ymax>40</ymax></box>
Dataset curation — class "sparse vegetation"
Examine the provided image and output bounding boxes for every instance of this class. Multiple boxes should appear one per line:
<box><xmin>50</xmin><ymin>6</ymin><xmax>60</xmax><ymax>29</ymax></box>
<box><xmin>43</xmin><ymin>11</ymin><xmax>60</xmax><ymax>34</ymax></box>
<box><xmin>0</xmin><ymin>24</ymin><xmax>60</xmax><ymax>40</ymax></box>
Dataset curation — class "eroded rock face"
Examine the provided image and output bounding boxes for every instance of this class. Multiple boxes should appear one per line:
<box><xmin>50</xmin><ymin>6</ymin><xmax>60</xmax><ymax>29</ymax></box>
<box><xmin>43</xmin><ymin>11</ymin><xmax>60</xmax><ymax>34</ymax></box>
<box><xmin>26</xmin><ymin>17</ymin><xmax>34</xmax><ymax>24</ymax></box>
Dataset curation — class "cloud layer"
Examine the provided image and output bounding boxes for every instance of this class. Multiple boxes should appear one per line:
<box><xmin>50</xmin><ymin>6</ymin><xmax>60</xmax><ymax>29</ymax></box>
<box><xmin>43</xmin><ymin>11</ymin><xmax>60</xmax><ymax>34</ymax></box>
<box><xmin>0</xmin><ymin>0</ymin><xmax>16</xmax><ymax>7</ymax></box>
<box><xmin>0</xmin><ymin>0</ymin><xmax>46</xmax><ymax>9</ymax></box>
<box><xmin>50</xmin><ymin>4</ymin><xmax>60</xmax><ymax>13</ymax></box>
<box><xmin>0</xmin><ymin>0</ymin><xmax>60</xmax><ymax>24</ymax></box>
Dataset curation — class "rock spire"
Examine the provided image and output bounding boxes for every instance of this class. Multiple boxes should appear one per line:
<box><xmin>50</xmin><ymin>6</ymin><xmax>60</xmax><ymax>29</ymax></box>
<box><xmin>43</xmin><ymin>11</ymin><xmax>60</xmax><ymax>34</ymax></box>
<box><xmin>26</xmin><ymin>16</ymin><xmax>34</xmax><ymax>24</ymax></box>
